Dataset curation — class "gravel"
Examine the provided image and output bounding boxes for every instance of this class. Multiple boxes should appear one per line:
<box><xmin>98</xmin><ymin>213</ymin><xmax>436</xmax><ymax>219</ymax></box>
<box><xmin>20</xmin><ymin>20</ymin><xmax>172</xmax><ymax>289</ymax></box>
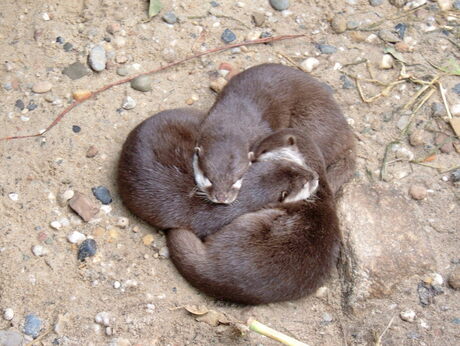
<box><xmin>162</xmin><ymin>12</ymin><xmax>177</xmax><ymax>24</ymax></box>
<box><xmin>78</xmin><ymin>239</ymin><xmax>97</xmax><ymax>261</ymax></box>
<box><xmin>24</xmin><ymin>314</ymin><xmax>42</xmax><ymax>338</ymax></box>
<box><xmin>92</xmin><ymin>186</ymin><xmax>112</xmax><ymax>205</ymax></box>
<box><xmin>88</xmin><ymin>45</ymin><xmax>107</xmax><ymax>72</ymax></box>
<box><xmin>270</xmin><ymin>0</ymin><xmax>290</xmax><ymax>11</ymax></box>
<box><xmin>221</xmin><ymin>29</ymin><xmax>236</xmax><ymax>43</ymax></box>
<box><xmin>317</xmin><ymin>44</ymin><xmax>337</xmax><ymax>54</ymax></box>
<box><xmin>130</xmin><ymin>75</ymin><xmax>153</xmax><ymax>92</ymax></box>
<box><xmin>32</xmin><ymin>81</ymin><xmax>52</xmax><ymax>93</ymax></box>
<box><xmin>62</xmin><ymin>62</ymin><xmax>90</xmax><ymax>80</ymax></box>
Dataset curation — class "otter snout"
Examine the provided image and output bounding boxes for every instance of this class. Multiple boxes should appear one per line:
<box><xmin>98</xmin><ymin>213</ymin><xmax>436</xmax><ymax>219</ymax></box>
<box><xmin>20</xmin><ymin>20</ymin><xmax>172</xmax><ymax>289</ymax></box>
<box><xmin>211</xmin><ymin>190</ymin><xmax>238</xmax><ymax>205</ymax></box>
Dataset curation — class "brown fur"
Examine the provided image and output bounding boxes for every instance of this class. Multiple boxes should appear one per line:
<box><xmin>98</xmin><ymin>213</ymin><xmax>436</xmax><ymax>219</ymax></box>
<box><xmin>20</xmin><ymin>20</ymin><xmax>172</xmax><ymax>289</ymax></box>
<box><xmin>195</xmin><ymin>63</ymin><xmax>356</xmax><ymax>202</ymax></box>
<box><xmin>167</xmin><ymin>129</ymin><xmax>340</xmax><ymax>305</ymax></box>
<box><xmin>117</xmin><ymin>109</ymin><xmax>317</xmax><ymax>239</ymax></box>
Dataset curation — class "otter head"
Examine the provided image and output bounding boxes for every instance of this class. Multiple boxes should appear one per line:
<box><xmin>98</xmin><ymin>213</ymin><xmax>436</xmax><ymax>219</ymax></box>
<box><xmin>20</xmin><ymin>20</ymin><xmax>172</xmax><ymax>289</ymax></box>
<box><xmin>193</xmin><ymin>135</ymin><xmax>254</xmax><ymax>204</ymax></box>
<box><xmin>253</xmin><ymin>130</ymin><xmax>320</xmax><ymax>202</ymax></box>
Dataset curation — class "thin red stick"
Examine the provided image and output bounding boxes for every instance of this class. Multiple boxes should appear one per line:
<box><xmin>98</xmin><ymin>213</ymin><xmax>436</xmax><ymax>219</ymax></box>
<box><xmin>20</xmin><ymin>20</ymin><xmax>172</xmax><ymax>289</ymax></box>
<box><xmin>0</xmin><ymin>34</ymin><xmax>305</xmax><ymax>142</ymax></box>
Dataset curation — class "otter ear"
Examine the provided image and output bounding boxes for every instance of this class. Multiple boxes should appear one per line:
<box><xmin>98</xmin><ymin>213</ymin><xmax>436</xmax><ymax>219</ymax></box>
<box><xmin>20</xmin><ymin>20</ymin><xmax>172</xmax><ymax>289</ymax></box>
<box><xmin>248</xmin><ymin>151</ymin><xmax>255</xmax><ymax>162</ymax></box>
<box><xmin>287</xmin><ymin>135</ymin><xmax>296</xmax><ymax>146</ymax></box>
<box><xmin>194</xmin><ymin>147</ymin><xmax>201</xmax><ymax>156</ymax></box>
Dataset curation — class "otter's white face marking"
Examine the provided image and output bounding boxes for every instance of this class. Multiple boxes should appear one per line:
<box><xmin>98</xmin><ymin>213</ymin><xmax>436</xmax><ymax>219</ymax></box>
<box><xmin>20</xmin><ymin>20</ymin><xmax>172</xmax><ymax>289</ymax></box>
<box><xmin>284</xmin><ymin>178</ymin><xmax>319</xmax><ymax>203</ymax></box>
<box><xmin>257</xmin><ymin>147</ymin><xmax>305</xmax><ymax>166</ymax></box>
<box><xmin>193</xmin><ymin>153</ymin><xmax>212</xmax><ymax>189</ymax></box>
<box><xmin>232</xmin><ymin>178</ymin><xmax>243</xmax><ymax>190</ymax></box>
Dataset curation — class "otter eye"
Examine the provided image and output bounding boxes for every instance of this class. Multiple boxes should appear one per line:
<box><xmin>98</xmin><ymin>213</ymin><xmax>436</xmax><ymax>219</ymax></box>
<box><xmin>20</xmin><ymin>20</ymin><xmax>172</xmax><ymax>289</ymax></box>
<box><xmin>280</xmin><ymin>191</ymin><xmax>288</xmax><ymax>201</ymax></box>
<box><xmin>232</xmin><ymin>178</ymin><xmax>243</xmax><ymax>190</ymax></box>
<box><xmin>194</xmin><ymin>147</ymin><xmax>201</xmax><ymax>156</ymax></box>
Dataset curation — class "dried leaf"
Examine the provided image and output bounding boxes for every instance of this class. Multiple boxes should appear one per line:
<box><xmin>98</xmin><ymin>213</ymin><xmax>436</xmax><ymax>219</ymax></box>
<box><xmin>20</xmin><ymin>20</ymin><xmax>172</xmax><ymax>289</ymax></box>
<box><xmin>184</xmin><ymin>305</ymin><xmax>209</xmax><ymax>316</ymax></box>
<box><xmin>383</xmin><ymin>47</ymin><xmax>407</xmax><ymax>64</ymax></box>
<box><xmin>450</xmin><ymin>117</ymin><xmax>460</xmax><ymax>137</ymax></box>
<box><xmin>422</xmin><ymin>154</ymin><xmax>437</xmax><ymax>162</ymax></box>
<box><xmin>196</xmin><ymin>310</ymin><xmax>230</xmax><ymax>327</ymax></box>
<box><xmin>148</xmin><ymin>0</ymin><xmax>163</xmax><ymax>18</ymax></box>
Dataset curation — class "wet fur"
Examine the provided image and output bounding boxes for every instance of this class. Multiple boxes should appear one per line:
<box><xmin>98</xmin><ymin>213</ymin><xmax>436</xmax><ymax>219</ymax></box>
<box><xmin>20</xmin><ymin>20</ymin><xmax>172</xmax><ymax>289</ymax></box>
<box><xmin>196</xmin><ymin>63</ymin><xmax>356</xmax><ymax>197</ymax></box>
<box><xmin>118</xmin><ymin>109</ymin><xmax>316</xmax><ymax>239</ymax></box>
<box><xmin>168</xmin><ymin>129</ymin><xmax>341</xmax><ymax>305</ymax></box>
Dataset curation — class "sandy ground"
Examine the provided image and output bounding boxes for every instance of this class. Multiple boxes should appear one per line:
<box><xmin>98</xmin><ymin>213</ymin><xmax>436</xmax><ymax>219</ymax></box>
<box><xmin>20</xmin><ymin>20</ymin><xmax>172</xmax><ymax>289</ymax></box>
<box><xmin>1</xmin><ymin>0</ymin><xmax>459</xmax><ymax>345</ymax></box>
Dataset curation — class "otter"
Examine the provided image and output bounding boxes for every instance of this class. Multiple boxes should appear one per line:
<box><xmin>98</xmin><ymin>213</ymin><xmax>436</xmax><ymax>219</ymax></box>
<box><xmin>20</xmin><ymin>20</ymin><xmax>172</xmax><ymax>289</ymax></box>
<box><xmin>167</xmin><ymin>128</ymin><xmax>340</xmax><ymax>305</ymax></box>
<box><xmin>118</xmin><ymin>109</ymin><xmax>319</xmax><ymax>238</ymax></box>
<box><xmin>193</xmin><ymin>63</ymin><xmax>356</xmax><ymax>204</ymax></box>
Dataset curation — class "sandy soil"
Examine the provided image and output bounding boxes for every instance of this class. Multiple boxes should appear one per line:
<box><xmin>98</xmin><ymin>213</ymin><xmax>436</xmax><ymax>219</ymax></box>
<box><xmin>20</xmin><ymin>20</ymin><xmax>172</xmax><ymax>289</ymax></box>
<box><xmin>1</xmin><ymin>0</ymin><xmax>459</xmax><ymax>345</ymax></box>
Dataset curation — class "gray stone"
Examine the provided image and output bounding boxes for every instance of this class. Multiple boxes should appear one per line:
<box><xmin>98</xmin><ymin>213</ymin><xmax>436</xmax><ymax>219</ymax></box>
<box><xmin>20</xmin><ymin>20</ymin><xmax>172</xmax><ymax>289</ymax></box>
<box><xmin>378</xmin><ymin>29</ymin><xmax>401</xmax><ymax>43</ymax></box>
<box><xmin>162</xmin><ymin>11</ymin><xmax>177</xmax><ymax>24</ymax></box>
<box><xmin>62</xmin><ymin>62</ymin><xmax>90</xmax><ymax>80</ymax></box>
<box><xmin>389</xmin><ymin>0</ymin><xmax>408</xmax><ymax>7</ymax></box>
<box><xmin>369</xmin><ymin>0</ymin><xmax>383</xmax><ymax>6</ymax></box>
<box><xmin>88</xmin><ymin>45</ymin><xmax>107</xmax><ymax>72</ymax></box>
<box><xmin>396</xmin><ymin>115</ymin><xmax>410</xmax><ymax>130</ymax></box>
<box><xmin>130</xmin><ymin>75</ymin><xmax>153</xmax><ymax>92</ymax></box>
<box><xmin>24</xmin><ymin>314</ymin><xmax>41</xmax><ymax>338</ymax></box>
<box><xmin>346</xmin><ymin>21</ymin><xmax>359</xmax><ymax>30</ymax></box>
<box><xmin>317</xmin><ymin>44</ymin><xmax>337</xmax><ymax>54</ymax></box>
<box><xmin>454</xmin><ymin>0</ymin><xmax>460</xmax><ymax>10</ymax></box>
<box><xmin>269</xmin><ymin>0</ymin><xmax>290</xmax><ymax>11</ymax></box>
<box><xmin>0</xmin><ymin>330</ymin><xmax>24</xmax><ymax>346</ymax></box>
<box><xmin>338</xmin><ymin>184</ymin><xmax>435</xmax><ymax>307</ymax></box>
<box><xmin>452</xmin><ymin>83</ymin><xmax>460</xmax><ymax>95</ymax></box>
<box><xmin>221</xmin><ymin>29</ymin><xmax>236</xmax><ymax>43</ymax></box>
<box><xmin>78</xmin><ymin>239</ymin><xmax>97</xmax><ymax>261</ymax></box>
<box><xmin>340</xmin><ymin>75</ymin><xmax>354</xmax><ymax>89</ymax></box>
<box><xmin>431</xmin><ymin>102</ymin><xmax>445</xmax><ymax>117</ymax></box>
<box><xmin>63</xmin><ymin>42</ymin><xmax>73</xmax><ymax>52</ymax></box>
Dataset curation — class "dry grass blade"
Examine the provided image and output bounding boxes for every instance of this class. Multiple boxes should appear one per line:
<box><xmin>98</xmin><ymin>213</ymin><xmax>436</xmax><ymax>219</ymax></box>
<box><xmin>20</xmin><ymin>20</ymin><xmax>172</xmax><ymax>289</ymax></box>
<box><xmin>374</xmin><ymin>315</ymin><xmax>396</xmax><ymax>346</ymax></box>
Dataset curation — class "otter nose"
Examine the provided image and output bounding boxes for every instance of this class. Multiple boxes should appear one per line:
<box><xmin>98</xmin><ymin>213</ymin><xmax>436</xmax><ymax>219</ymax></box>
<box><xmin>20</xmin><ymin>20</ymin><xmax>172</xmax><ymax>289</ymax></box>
<box><xmin>214</xmin><ymin>192</ymin><xmax>230</xmax><ymax>204</ymax></box>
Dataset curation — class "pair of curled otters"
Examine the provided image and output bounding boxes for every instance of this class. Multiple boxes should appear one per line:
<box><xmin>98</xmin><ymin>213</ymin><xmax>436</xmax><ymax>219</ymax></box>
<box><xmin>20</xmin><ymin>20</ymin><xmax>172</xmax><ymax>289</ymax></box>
<box><xmin>118</xmin><ymin>63</ymin><xmax>356</xmax><ymax>305</ymax></box>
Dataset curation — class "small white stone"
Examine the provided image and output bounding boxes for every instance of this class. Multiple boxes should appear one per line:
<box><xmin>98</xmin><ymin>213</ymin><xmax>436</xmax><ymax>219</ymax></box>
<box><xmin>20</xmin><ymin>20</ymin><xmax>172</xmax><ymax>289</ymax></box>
<box><xmin>245</xmin><ymin>31</ymin><xmax>260</xmax><ymax>41</ymax></box>
<box><xmin>159</xmin><ymin>247</ymin><xmax>169</xmax><ymax>258</ymax></box>
<box><xmin>420</xmin><ymin>319</ymin><xmax>430</xmax><ymax>329</ymax></box>
<box><xmin>105</xmin><ymin>327</ymin><xmax>113</xmax><ymax>336</ymax></box>
<box><xmin>122</xmin><ymin>96</ymin><xmax>136</xmax><ymax>110</ymax></box>
<box><xmin>451</xmin><ymin>104</ymin><xmax>460</xmax><ymax>117</ymax></box>
<box><xmin>3</xmin><ymin>308</ymin><xmax>14</xmax><ymax>321</ymax></box>
<box><xmin>366</xmin><ymin>34</ymin><xmax>379</xmax><ymax>43</ymax></box>
<box><xmin>32</xmin><ymin>245</ymin><xmax>48</xmax><ymax>257</ymax></box>
<box><xmin>300</xmin><ymin>57</ymin><xmax>320</xmax><ymax>73</ymax></box>
<box><xmin>315</xmin><ymin>286</ymin><xmax>328</xmax><ymax>298</ymax></box>
<box><xmin>59</xmin><ymin>217</ymin><xmax>70</xmax><ymax>227</ymax></box>
<box><xmin>8</xmin><ymin>193</ymin><xmax>19</xmax><ymax>201</ymax></box>
<box><xmin>236</xmin><ymin>2</ymin><xmax>245</xmax><ymax>7</ymax></box>
<box><xmin>42</xmin><ymin>13</ymin><xmax>50</xmax><ymax>21</ymax></box>
<box><xmin>58</xmin><ymin>189</ymin><xmax>74</xmax><ymax>206</ymax></box>
<box><xmin>380</xmin><ymin>54</ymin><xmax>394</xmax><ymax>69</ymax></box>
<box><xmin>113</xmin><ymin>281</ymin><xmax>121</xmax><ymax>289</ymax></box>
<box><xmin>404</xmin><ymin>0</ymin><xmax>427</xmax><ymax>10</ymax></box>
<box><xmin>67</xmin><ymin>231</ymin><xmax>86</xmax><ymax>244</ymax></box>
<box><xmin>400</xmin><ymin>309</ymin><xmax>416</xmax><ymax>322</ymax></box>
<box><xmin>50</xmin><ymin>221</ymin><xmax>62</xmax><ymax>230</ymax></box>
<box><xmin>95</xmin><ymin>312</ymin><xmax>111</xmax><ymax>327</ymax></box>
<box><xmin>437</xmin><ymin>0</ymin><xmax>452</xmax><ymax>11</ymax></box>
<box><xmin>116</xmin><ymin>217</ymin><xmax>129</xmax><ymax>228</ymax></box>
<box><xmin>429</xmin><ymin>272</ymin><xmax>444</xmax><ymax>286</ymax></box>
<box><xmin>101</xmin><ymin>205</ymin><xmax>112</xmax><ymax>214</ymax></box>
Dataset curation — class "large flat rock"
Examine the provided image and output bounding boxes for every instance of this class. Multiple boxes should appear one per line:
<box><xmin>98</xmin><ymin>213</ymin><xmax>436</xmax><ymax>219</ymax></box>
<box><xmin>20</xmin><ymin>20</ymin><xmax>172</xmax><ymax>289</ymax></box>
<box><xmin>337</xmin><ymin>184</ymin><xmax>435</xmax><ymax>309</ymax></box>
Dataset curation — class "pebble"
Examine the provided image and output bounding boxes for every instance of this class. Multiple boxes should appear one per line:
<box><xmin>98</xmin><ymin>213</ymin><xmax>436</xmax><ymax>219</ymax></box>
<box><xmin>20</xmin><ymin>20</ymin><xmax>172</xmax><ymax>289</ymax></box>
<box><xmin>409</xmin><ymin>130</ymin><xmax>425</xmax><ymax>146</ymax></box>
<box><xmin>210</xmin><ymin>77</ymin><xmax>228</xmax><ymax>93</ymax></box>
<box><xmin>27</xmin><ymin>101</ymin><xmax>37</xmax><ymax>111</ymax></box>
<box><xmin>57</xmin><ymin>189</ymin><xmax>74</xmax><ymax>207</ymax></box>
<box><xmin>378</xmin><ymin>29</ymin><xmax>401</xmax><ymax>43</ymax></box>
<box><xmin>159</xmin><ymin>247</ymin><xmax>170</xmax><ymax>258</ymax></box>
<box><xmin>331</xmin><ymin>15</ymin><xmax>347</xmax><ymax>34</ymax></box>
<box><xmin>210</xmin><ymin>1</ymin><xmax>219</xmax><ymax>7</ymax></box>
<box><xmin>448</xmin><ymin>266</ymin><xmax>460</xmax><ymax>289</ymax></box>
<box><xmin>15</xmin><ymin>99</ymin><xmax>25</xmax><ymax>111</ymax></box>
<box><xmin>112</xmin><ymin>36</ymin><xmax>126</xmax><ymax>48</ymax></box>
<box><xmin>380</xmin><ymin>54</ymin><xmax>394</xmax><ymax>69</ymax></box>
<box><xmin>32</xmin><ymin>245</ymin><xmax>48</xmax><ymax>257</ymax></box>
<box><xmin>8</xmin><ymin>193</ymin><xmax>19</xmax><ymax>201</ymax></box>
<box><xmin>122</xmin><ymin>96</ymin><xmax>136</xmax><ymax>110</ymax></box>
<box><xmin>78</xmin><ymin>239</ymin><xmax>97</xmax><ymax>261</ymax></box>
<box><xmin>424</xmin><ymin>272</ymin><xmax>444</xmax><ymax>286</ymax></box>
<box><xmin>389</xmin><ymin>0</ymin><xmax>408</xmax><ymax>7</ymax></box>
<box><xmin>317</xmin><ymin>44</ymin><xmax>337</xmax><ymax>54</ymax></box>
<box><xmin>50</xmin><ymin>220</ymin><xmax>62</xmax><ymax>230</ymax></box>
<box><xmin>67</xmin><ymin>231</ymin><xmax>86</xmax><ymax>244</ymax></box>
<box><xmin>252</xmin><ymin>12</ymin><xmax>265</xmax><ymax>27</ymax></box>
<box><xmin>395</xmin><ymin>41</ymin><xmax>410</xmax><ymax>52</ymax></box>
<box><xmin>454</xmin><ymin>0</ymin><xmax>460</xmax><ymax>10</ymax></box>
<box><xmin>3</xmin><ymin>308</ymin><xmax>14</xmax><ymax>321</ymax></box>
<box><xmin>72</xmin><ymin>89</ymin><xmax>92</xmax><ymax>101</ymax></box>
<box><xmin>62</xmin><ymin>62</ymin><xmax>90</xmax><ymax>80</ymax></box>
<box><xmin>161</xmin><ymin>48</ymin><xmax>177</xmax><ymax>63</ymax></box>
<box><xmin>393</xmin><ymin>144</ymin><xmax>414</xmax><ymax>160</ymax></box>
<box><xmin>435</xmin><ymin>133</ymin><xmax>453</xmax><ymax>154</ymax></box>
<box><xmin>72</xmin><ymin>125</ymin><xmax>81</xmax><ymax>133</ymax></box>
<box><xmin>452</xmin><ymin>169</ymin><xmax>460</xmax><ymax>182</ymax></box>
<box><xmin>395</xmin><ymin>23</ymin><xmax>407</xmax><ymax>39</ymax></box>
<box><xmin>69</xmin><ymin>192</ymin><xmax>99</xmax><ymax>222</ymax></box>
<box><xmin>315</xmin><ymin>286</ymin><xmax>328</xmax><ymax>298</ymax></box>
<box><xmin>56</xmin><ymin>36</ymin><xmax>65</xmax><ymax>44</ymax></box>
<box><xmin>0</xmin><ymin>330</ymin><xmax>24</xmax><ymax>346</ymax></box>
<box><xmin>452</xmin><ymin>83</ymin><xmax>460</xmax><ymax>95</ymax></box>
<box><xmin>400</xmin><ymin>309</ymin><xmax>416</xmax><ymax>322</ymax></box>
<box><xmin>85</xmin><ymin>145</ymin><xmax>98</xmax><ymax>158</ymax></box>
<box><xmin>431</xmin><ymin>102</ymin><xmax>445</xmax><ymax>117</ymax></box>
<box><xmin>32</xmin><ymin>81</ymin><xmax>52</xmax><ymax>93</ymax></box>
<box><xmin>106</xmin><ymin>22</ymin><xmax>121</xmax><ymax>34</ymax></box>
<box><xmin>115</xmin><ymin>54</ymin><xmax>128</xmax><ymax>64</ymax></box>
<box><xmin>113</xmin><ymin>281</ymin><xmax>121</xmax><ymax>289</ymax></box>
<box><xmin>409</xmin><ymin>184</ymin><xmax>427</xmax><ymax>201</ymax></box>
<box><xmin>451</xmin><ymin>104</ymin><xmax>460</xmax><ymax>117</ymax></box>
<box><xmin>270</xmin><ymin>0</ymin><xmax>290</xmax><ymax>11</ymax></box>
<box><xmin>340</xmin><ymin>75</ymin><xmax>354</xmax><ymax>89</ymax></box>
<box><xmin>221</xmin><ymin>29</ymin><xmax>236</xmax><ymax>43</ymax></box>
<box><xmin>162</xmin><ymin>11</ymin><xmax>177</xmax><ymax>24</ymax></box>
<box><xmin>92</xmin><ymin>186</ymin><xmax>112</xmax><ymax>205</ymax></box>
<box><xmin>88</xmin><ymin>45</ymin><xmax>107</xmax><ymax>72</ymax></box>
<box><xmin>130</xmin><ymin>75</ymin><xmax>152</xmax><ymax>92</ymax></box>
<box><xmin>246</xmin><ymin>31</ymin><xmax>261</xmax><ymax>41</ymax></box>
<box><xmin>346</xmin><ymin>21</ymin><xmax>359</xmax><ymax>30</ymax></box>
<box><xmin>142</xmin><ymin>234</ymin><xmax>154</xmax><ymax>246</ymax></box>
<box><xmin>24</xmin><ymin>314</ymin><xmax>42</xmax><ymax>338</ymax></box>
<box><xmin>417</xmin><ymin>281</ymin><xmax>443</xmax><ymax>306</ymax></box>
<box><xmin>4</xmin><ymin>82</ymin><xmax>12</xmax><ymax>91</ymax></box>
<box><xmin>300</xmin><ymin>57</ymin><xmax>320</xmax><ymax>73</ymax></box>
<box><xmin>369</xmin><ymin>0</ymin><xmax>383</xmax><ymax>6</ymax></box>
<box><xmin>63</xmin><ymin>42</ymin><xmax>73</xmax><ymax>52</ymax></box>
<box><xmin>95</xmin><ymin>312</ymin><xmax>111</xmax><ymax>327</ymax></box>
